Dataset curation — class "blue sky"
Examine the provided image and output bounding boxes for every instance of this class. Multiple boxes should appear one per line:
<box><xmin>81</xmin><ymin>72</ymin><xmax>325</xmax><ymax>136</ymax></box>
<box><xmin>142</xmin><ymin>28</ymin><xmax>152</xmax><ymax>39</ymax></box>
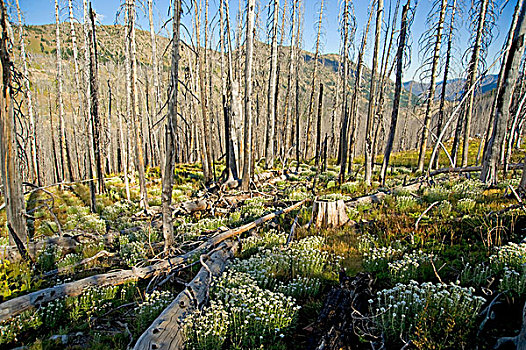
<box><xmin>15</xmin><ymin>0</ymin><xmax>515</xmax><ymax>81</ymax></box>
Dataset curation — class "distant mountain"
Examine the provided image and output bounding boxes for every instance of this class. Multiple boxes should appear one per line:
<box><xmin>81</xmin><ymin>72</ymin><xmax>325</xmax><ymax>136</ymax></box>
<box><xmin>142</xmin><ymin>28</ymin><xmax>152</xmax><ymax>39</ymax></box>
<box><xmin>403</xmin><ymin>74</ymin><xmax>498</xmax><ymax>101</ymax></box>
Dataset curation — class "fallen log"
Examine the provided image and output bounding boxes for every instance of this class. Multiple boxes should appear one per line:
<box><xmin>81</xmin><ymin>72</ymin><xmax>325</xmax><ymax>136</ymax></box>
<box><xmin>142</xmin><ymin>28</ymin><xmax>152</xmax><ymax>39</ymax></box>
<box><xmin>0</xmin><ymin>199</ymin><xmax>307</xmax><ymax>323</ymax></box>
<box><xmin>429</xmin><ymin>163</ymin><xmax>524</xmax><ymax>177</ymax></box>
<box><xmin>0</xmin><ymin>232</ymin><xmax>118</xmax><ymax>261</ymax></box>
<box><xmin>134</xmin><ymin>241</ymin><xmax>238</xmax><ymax>350</ymax></box>
<box><xmin>346</xmin><ymin>182</ymin><xmax>423</xmax><ymax>208</ymax></box>
<box><xmin>311</xmin><ymin>272</ymin><xmax>373</xmax><ymax>350</ymax></box>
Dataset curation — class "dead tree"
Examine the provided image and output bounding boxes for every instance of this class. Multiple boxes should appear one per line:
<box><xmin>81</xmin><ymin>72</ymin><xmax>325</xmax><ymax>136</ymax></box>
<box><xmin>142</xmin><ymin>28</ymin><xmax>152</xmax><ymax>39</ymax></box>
<box><xmin>148</xmin><ymin>0</ymin><xmax>161</xmax><ymax>165</ymax></box>
<box><xmin>380</xmin><ymin>0</ymin><xmax>411</xmax><ymax>186</ymax></box>
<box><xmin>364</xmin><ymin>0</ymin><xmax>384</xmax><ymax>185</ymax></box>
<box><xmin>480</xmin><ymin>0</ymin><xmax>522</xmax><ymax>164</ymax></box>
<box><xmin>460</xmin><ymin>0</ymin><xmax>493</xmax><ymax>167</ymax></box>
<box><xmin>433</xmin><ymin>0</ymin><xmax>458</xmax><ymax>169</ymax></box>
<box><xmin>15</xmin><ymin>0</ymin><xmax>39</xmax><ymax>186</ymax></box>
<box><xmin>55</xmin><ymin>0</ymin><xmax>73</xmax><ymax>182</ymax></box>
<box><xmin>482</xmin><ymin>1</ymin><xmax>526</xmax><ymax>185</ymax></box>
<box><xmin>88</xmin><ymin>4</ymin><xmax>105</xmax><ymax>194</ymax></box>
<box><xmin>265</xmin><ymin>0</ymin><xmax>280</xmax><ymax>168</ymax></box>
<box><xmin>346</xmin><ymin>1</ymin><xmax>374</xmax><ymax>181</ymax></box>
<box><xmin>303</xmin><ymin>0</ymin><xmax>324</xmax><ymax>160</ymax></box>
<box><xmin>161</xmin><ymin>0</ymin><xmax>182</xmax><ymax>251</ymax></box>
<box><xmin>193</xmin><ymin>0</ymin><xmax>213</xmax><ymax>183</ymax></box>
<box><xmin>241</xmin><ymin>0</ymin><xmax>256</xmax><ymax>191</ymax></box>
<box><xmin>126</xmin><ymin>0</ymin><xmax>149</xmax><ymax>209</ymax></box>
<box><xmin>416</xmin><ymin>0</ymin><xmax>448</xmax><ymax>173</ymax></box>
<box><xmin>338</xmin><ymin>0</ymin><xmax>357</xmax><ymax>183</ymax></box>
<box><xmin>315</xmin><ymin>83</ymin><xmax>324</xmax><ymax>168</ymax></box>
<box><xmin>0</xmin><ymin>0</ymin><xmax>28</xmax><ymax>250</ymax></box>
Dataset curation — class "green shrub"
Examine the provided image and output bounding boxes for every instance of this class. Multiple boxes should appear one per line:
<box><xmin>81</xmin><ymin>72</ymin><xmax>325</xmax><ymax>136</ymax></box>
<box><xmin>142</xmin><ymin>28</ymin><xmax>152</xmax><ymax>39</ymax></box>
<box><xmin>373</xmin><ymin>281</ymin><xmax>485</xmax><ymax>348</ymax></box>
<box><xmin>395</xmin><ymin>195</ymin><xmax>418</xmax><ymax>211</ymax></box>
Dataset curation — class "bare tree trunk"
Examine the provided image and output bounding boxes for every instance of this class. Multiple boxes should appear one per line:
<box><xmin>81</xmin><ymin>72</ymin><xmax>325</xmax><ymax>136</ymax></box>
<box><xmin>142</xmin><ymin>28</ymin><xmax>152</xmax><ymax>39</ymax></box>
<box><xmin>15</xmin><ymin>0</ymin><xmax>39</xmax><ymax>186</ymax></box>
<box><xmin>241</xmin><ymin>0</ymin><xmax>256</xmax><ymax>191</ymax></box>
<box><xmin>460</xmin><ymin>0</ymin><xmax>489</xmax><ymax>167</ymax></box>
<box><xmin>482</xmin><ymin>1</ymin><xmax>526</xmax><ymax>185</ymax></box>
<box><xmin>88</xmin><ymin>4</ymin><xmax>105</xmax><ymax>194</ymax></box>
<box><xmin>148</xmin><ymin>0</ymin><xmax>161</xmax><ymax>165</ymax></box>
<box><xmin>303</xmin><ymin>0</ymin><xmax>324</xmax><ymax>160</ymax></box>
<box><xmin>480</xmin><ymin>0</ymin><xmax>522</xmax><ymax>164</ymax></box>
<box><xmin>433</xmin><ymin>0</ymin><xmax>457</xmax><ymax>169</ymax></box>
<box><xmin>265</xmin><ymin>0</ymin><xmax>280</xmax><ymax>168</ymax></box>
<box><xmin>55</xmin><ymin>0</ymin><xmax>72</xmax><ymax>182</ymax></box>
<box><xmin>284</xmin><ymin>0</ymin><xmax>298</xmax><ymax>159</ymax></box>
<box><xmin>294</xmin><ymin>3</ymin><xmax>302</xmax><ymax>173</ymax></box>
<box><xmin>127</xmin><ymin>0</ymin><xmax>149</xmax><ymax>209</ymax></box>
<box><xmin>315</xmin><ymin>83</ymin><xmax>324</xmax><ymax>168</ymax></box>
<box><xmin>348</xmin><ymin>1</ymin><xmax>374</xmax><ymax>178</ymax></box>
<box><xmin>193</xmin><ymin>0</ymin><xmax>213</xmax><ymax>183</ymax></box>
<box><xmin>48</xmin><ymin>92</ymin><xmax>60</xmax><ymax>184</ymax></box>
<box><xmin>364</xmin><ymin>0</ymin><xmax>384</xmax><ymax>185</ymax></box>
<box><xmin>380</xmin><ymin>0</ymin><xmax>410</xmax><ymax>185</ymax></box>
<box><xmin>161</xmin><ymin>0</ymin><xmax>181</xmax><ymax>251</ymax></box>
<box><xmin>417</xmin><ymin>0</ymin><xmax>448</xmax><ymax>172</ymax></box>
<box><xmin>0</xmin><ymin>0</ymin><xmax>28</xmax><ymax>247</ymax></box>
<box><xmin>338</xmin><ymin>0</ymin><xmax>352</xmax><ymax>183</ymax></box>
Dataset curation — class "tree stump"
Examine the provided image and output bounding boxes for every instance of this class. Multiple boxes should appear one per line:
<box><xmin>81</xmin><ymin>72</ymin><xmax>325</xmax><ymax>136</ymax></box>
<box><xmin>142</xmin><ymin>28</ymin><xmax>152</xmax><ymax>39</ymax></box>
<box><xmin>312</xmin><ymin>199</ymin><xmax>349</xmax><ymax>229</ymax></box>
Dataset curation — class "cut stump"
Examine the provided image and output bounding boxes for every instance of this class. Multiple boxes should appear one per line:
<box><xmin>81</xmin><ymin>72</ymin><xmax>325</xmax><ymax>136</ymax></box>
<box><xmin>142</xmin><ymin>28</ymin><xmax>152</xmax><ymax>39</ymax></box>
<box><xmin>312</xmin><ymin>199</ymin><xmax>349</xmax><ymax>229</ymax></box>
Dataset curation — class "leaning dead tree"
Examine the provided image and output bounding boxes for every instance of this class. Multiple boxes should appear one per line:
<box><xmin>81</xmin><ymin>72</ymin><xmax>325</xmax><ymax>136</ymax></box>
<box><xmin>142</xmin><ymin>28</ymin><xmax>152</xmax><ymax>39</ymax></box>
<box><xmin>380</xmin><ymin>0</ymin><xmax>412</xmax><ymax>185</ymax></box>
<box><xmin>161</xmin><ymin>0</ymin><xmax>182</xmax><ymax>251</ymax></box>
<box><xmin>416</xmin><ymin>0</ymin><xmax>448</xmax><ymax>173</ymax></box>
<box><xmin>0</xmin><ymin>0</ymin><xmax>28</xmax><ymax>252</ymax></box>
<box><xmin>481</xmin><ymin>0</ymin><xmax>526</xmax><ymax>184</ymax></box>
